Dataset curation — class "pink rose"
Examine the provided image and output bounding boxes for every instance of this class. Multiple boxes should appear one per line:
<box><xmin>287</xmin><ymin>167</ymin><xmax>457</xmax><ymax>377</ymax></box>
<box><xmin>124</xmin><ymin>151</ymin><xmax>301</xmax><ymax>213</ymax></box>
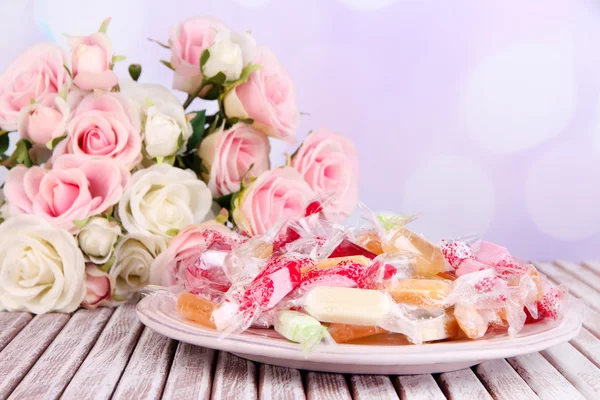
<box><xmin>55</xmin><ymin>92</ymin><xmax>142</xmax><ymax>169</ymax></box>
<box><xmin>18</xmin><ymin>96</ymin><xmax>69</xmax><ymax>145</ymax></box>
<box><xmin>168</xmin><ymin>17</ymin><xmax>229</xmax><ymax>94</ymax></box>
<box><xmin>292</xmin><ymin>128</ymin><xmax>359</xmax><ymax>221</ymax></box>
<box><xmin>0</xmin><ymin>43</ymin><xmax>70</xmax><ymax>131</ymax></box>
<box><xmin>150</xmin><ymin>221</ymin><xmax>239</xmax><ymax>287</ymax></box>
<box><xmin>224</xmin><ymin>47</ymin><xmax>300</xmax><ymax>142</ymax></box>
<box><xmin>3</xmin><ymin>154</ymin><xmax>130</xmax><ymax>232</ymax></box>
<box><xmin>82</xmin><ymin>264</ymin><xmax>115</xmax><ymax>308</ymax></box>
<box><xmin>68</xmin><ymin>32</ymin><xmax>118</xmax><ymax>91</ymax></box>
<box><xmin>199</xmin><ymin>123</ymin><xmax>271</xmax><ymax>197</ymax></box>
<box><xmin>232</xmin><ymin>167</ymin><xmax>315</xmax><ymax>236</ymax></box>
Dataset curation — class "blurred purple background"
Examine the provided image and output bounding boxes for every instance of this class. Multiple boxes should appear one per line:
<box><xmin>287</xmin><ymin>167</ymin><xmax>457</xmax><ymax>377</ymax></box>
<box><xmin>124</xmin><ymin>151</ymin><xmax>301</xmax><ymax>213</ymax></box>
<box><xmin>1</xmin><ymin>0</ymin><xmax>599</xmax><ymax>260</ymax></box>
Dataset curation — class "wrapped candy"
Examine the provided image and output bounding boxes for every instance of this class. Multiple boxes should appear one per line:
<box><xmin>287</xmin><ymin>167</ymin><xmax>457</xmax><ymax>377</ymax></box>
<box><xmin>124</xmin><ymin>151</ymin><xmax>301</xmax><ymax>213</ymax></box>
<box><xmin>166</xmin><ymin>200</ymin><xmax>572</xmax><ymax>349</ymax></box>
<box><xmin>213</xmin><ymin>255</ymin><xmax>312</xmax><ymax>334</ymax></box>
<box><xmin>274</xmin><ymin>310</ymin><xmax>329</xmax><ymax>351</ymax></box>
<box><xmin>176</xmin><ymin>292</ymin><xmax>217</xmax><ymax>329</ymax></box>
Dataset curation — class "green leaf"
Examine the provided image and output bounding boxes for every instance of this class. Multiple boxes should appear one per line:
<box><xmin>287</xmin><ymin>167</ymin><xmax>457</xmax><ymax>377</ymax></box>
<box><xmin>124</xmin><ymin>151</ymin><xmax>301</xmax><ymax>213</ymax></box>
<box><xmin>128</xmin><ymin>64</ymin><xmax>142</xmax><ymax>81</ymax></box>
<box><xmin>100</xmin><ymin>256</ymin><xmax>115</xmax><ymax>273</ymax></box>
<box><xmin>206</xmin><ymin>71</ymin><xmax>227</xmax><ymax>86</ymax></box>
<box><xmin>63</xmin><ymin>64</ymin><xmax>73</xmax><ymax>78</ymax></box>
<box><xmin>200</xmin><ymin>48</ymin><xmax>210</xmax><ymax>69</ymax></box>
<box><xmin>164</xmin><ymin>155</ymin><xmax>176</xmax><ymax>165</ymax></box>
<box><xmin>165</xmin><ymin>228</ymin><xmax>180</xmax><ymax>237</ymax></box>
<box><xmin>73</xmin><ymin>218</ymin><xmax>90</xmax><ymax>229</ymax></box>
<box><xmin>214</xmin><ymin>193</ymin><xmax>233</xmax><ymax>210</ymax></box>
<box><xmin>11</xmin><ymin>139</ymin><xmax>33</xmax><ymax>167</ymax></box>
<box><xmin>160</xmin><ymin>60</ymin><xmax>174</xmax><ymax>70</ymax></box>
<box><xmin>224</xmin><ymin>63</ymin><xmax>261</xmax><ymax>92</ymax></box>
<box><xmin>186</xmin><ymin>110</ymin><xmax>206</xmax><ymax>153</ymax></box>
<box><xmin>201</xmin><ymin>84</ymin><xmax>221</xmax><ymax>100</ymax></box>
<box><xmin>98</xmin><ymin>17</ymin><xmax>111</xmax><ymax>34</ymax></box>
<box><xmin>0</xmin><ymin>134</ymin><xmax>9</xmax><ymax>155</ymax></box>
<box><xmin>177</xmin><ymin>133</ymin><xmax>185</xmax><ymax>149</ymax></box>
<box><xmin>0</xmin><ymin>129</ymin><xmax>10</xmax><ymax>136</ymax></box>
<box><xmin>46</xmin><ymin>135</ymin><xmax>66</xmax><ymax>150</ymax></box>
<box><xmin>112</xmin><ymin>55</ymin><xmax>126</xmax><ymax>64</ymax></box>
<box><xmin>147</xmin><ymin>37</ymin><xmax>170</xmax><ymax>49</ymax></box>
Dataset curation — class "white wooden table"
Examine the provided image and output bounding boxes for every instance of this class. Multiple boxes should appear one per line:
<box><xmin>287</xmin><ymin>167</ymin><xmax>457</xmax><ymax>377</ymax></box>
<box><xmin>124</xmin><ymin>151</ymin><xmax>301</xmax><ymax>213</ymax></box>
<box><xmin>1</xmin><ymin>261</ymin><xmax>600</xmax><ymax>400</ymax></box>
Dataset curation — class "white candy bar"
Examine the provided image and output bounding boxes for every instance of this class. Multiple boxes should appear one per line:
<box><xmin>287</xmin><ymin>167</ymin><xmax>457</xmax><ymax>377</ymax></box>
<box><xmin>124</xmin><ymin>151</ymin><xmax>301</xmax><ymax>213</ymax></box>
<box><xmin>304</xmin><ymin>287</ymin><xmax>391</xmax><ymax>326</ymax></box>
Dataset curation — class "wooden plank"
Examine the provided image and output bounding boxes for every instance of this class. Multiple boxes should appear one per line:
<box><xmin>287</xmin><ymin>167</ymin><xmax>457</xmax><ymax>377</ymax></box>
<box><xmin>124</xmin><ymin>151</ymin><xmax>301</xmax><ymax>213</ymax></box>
<box><xmin>112</xmin><ymin>328</ymin><xmax>177</xmax><ymax>400</ymax></box>
<box><xmin>507</xmin><ymin>352</ymin><xmax>585</xmax><ymax>400</ymax></box>
<box><xmin>0</xmin><ymin>312</ymin><xmax>32</xmax><ymax>352</ymax></box>
<box><xmin>555</xmin><ymin>261</ymin><xmax>600</xmax><ymax>292</ymax></box>
<box><xmin>572</xmin><ymin>328</ymin><xmax>600</xmax><ymax>368</ymax></box>
<box><xmin>582</xmin><ymin>261</ymin><xmax>600</xmax><ymax>275</ymax></box>
<box><xmin>0</xmin><ymin>313</ymin><xmax>69</xmax><ymax>399</ymax></box>
<box><xmin>9</xmin><ymin>308</ymin><xmax>112</xmax><ymax>400</ymax></box>
<box><xmin>534</xmin><ymin>262</ymin><xmax>600</xmax><ymax>310</ymax></box>
<box><xmin>438</xmin><ymin>369</ymin><xmax>493</xmax><ymax>400</ymax></box>
<box><xmin>61</xmin><ymin>303</ymin><xmax>144</xmax><ymax>400</ymax></box>
<box><xmin>475</xmin><ymin>359</ymin><xmax>538</xmax><ymax>400</ymax></box>
<box><xmin>305</xmin><ymin>372</ymin><xmax>351</xmax><ymax>400</ymax></box>
<box><xmin>162</xmin><ymin>343</ymin><xmax>216</xmax><ymax>400</ymax></box>
<box><xmin>211</xmin><ymin>352</ymin><xmax>257</xmax><ymax>400</ymax></box>
<box><xmin>542</xmin><ymin>342</ymin><xmax>600</xmax><ymax>399</ymax></box>
<box><xmin>393</xmin><ymin>375</ymin><xmax>445</xmax><ymax>400</ymax></box>
<box><xmin>349</xmin><ymin>375</ymin><xmax>398</xmax><ymax>400</ymax></box>
<box><xmin>259</xmin><ymin>364</ymin><xmax>305</xmax><ymax>400</ymax></box>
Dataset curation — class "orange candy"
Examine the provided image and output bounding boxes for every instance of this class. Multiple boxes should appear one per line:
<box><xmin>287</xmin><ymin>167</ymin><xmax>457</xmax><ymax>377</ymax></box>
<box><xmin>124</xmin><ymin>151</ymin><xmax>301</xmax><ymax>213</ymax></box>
<box><xmin>301</xmin><ymin>256</ymin><xmax>371</xmax><ymax>276</ymax></box>
<box><xmin>176</xmin><ymin>292</ymin><xmax>218</xmax><ymax>329</ymax></box>
<box><xmin>454</xmin><ymin>304</ymin><xmax>489</xmax><ymax>339</ymax></box>
<box><xmin>387</xmin><ymin>279</ymin><xmax>452</xmax><ymax>309</ymax></box>
<box><xmin>328</xmin><ymin>323</ymin><xmax>386</xmax><ymax>343</ymax></box>
<box><xmin>383</xmin><ymin>228</ymin><xmax>446</xmax><ymax>277</ymax></box>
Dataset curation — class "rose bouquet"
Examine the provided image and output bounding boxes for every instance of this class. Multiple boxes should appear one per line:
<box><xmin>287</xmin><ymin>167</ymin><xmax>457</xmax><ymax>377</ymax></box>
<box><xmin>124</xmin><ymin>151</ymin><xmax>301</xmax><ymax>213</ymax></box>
<box><xmin>0</xmin><ymin>17</ymin><xmax>359</xmax><ymax>314</ymax></box>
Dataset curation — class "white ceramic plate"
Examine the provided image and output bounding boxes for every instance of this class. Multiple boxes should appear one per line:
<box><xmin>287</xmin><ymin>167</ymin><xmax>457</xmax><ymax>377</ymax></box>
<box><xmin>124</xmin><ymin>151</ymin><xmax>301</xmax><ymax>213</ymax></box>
<box><xmin>136</xmin><ymin>294</ymin><xmax>582</xmax><ymax>375</ymax></box>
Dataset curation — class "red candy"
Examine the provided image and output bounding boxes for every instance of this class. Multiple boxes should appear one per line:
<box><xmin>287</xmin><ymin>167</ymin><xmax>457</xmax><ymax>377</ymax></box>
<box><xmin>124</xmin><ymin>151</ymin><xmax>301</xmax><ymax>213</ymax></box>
<box><xmin>537</xmin><ymin>287</ymin><xmax>565</xmax><ymax>321</ymax></box>
<box><xmin>238</xmin><ymin>256</ymin><xmax>308</xmax><ymax>313</ymax></box>
<box><xmin>440</xmin><ymin>240</ymin><xmax>474</xmax><ymax>269</ymax></box>
<box><xmin>329</xmin><ymin>238</ymin><xmax>377</xmax><ymax>260</ymax></box>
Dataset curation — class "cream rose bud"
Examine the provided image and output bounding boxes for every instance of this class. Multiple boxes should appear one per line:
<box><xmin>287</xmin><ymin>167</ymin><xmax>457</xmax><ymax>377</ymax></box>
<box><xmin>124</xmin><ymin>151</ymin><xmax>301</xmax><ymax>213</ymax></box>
<box><xmin>0</xmin><ymin>215</ymin><xmax>86</xmax><ymax>314</ymax></box>
<box><xmin>118</xmin><ymin>164</ymin><xmax>213</xmax><ymax>236</ymax></box>
<box><xmin>111</xmin><ymin>234</ymin><xmax>167</xmax><ymax>298</ymax></box>
<box><xmin>199</xmin><ymin>123</ymin><xmax>270</xmax><ymax>196</ymax></box>
<box><xmin>144</xmin><ymin>107</ymin><xmax>182</xmax><ymax>158</ymax></box>
<box><xmin>77</xmin><ymin>217</ymin><xmax>121</xmax><ymax>264</ymax></box>
<box><xmin>18</xmin><ymin>97</ymin><xmax>69</xmax><ymax>146</ymax></box>
<box><xmin>120</xmin><ymin>81</ymin><xmax>192</xmax><ymax>158</ymax></box>
<box><xmin>202</xmin><ymin>31</ymin><xmax>256</xmax><ymax>82</ymax></box>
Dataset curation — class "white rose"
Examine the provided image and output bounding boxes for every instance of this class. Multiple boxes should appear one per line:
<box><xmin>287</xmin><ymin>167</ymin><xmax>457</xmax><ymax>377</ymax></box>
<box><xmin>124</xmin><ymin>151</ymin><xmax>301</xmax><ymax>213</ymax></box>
<box><xmin>77</xmin><ymin>217</ymin><xmax>122</xmax><ymax>264</ymax></box>
<box><xmin>203</xmin><ymin>30</ymin><xmax>256</xmax><ymax>81</ymax></box>
<box><xmin>110</xmin><ymin>234</ymin><xmax>167</xmax><ymax>298</ymax></box>
<box><xmin>0</xmin><ymin>215</ymin><xmax>86</xmax><ymax>313</ymax></box>
<box><xmin>118</xmin><ymin>164</ymin><xmax>213</xmax><ymax>236</ymax></box>
<box><xmin>144</xmin><ymin>106</ymin><xmax>183</xmax><ymax>158</ymax></box>
<box><xmin>120</xmin><ymin>81</ymin><xmax>192</xmax><ymax>158</ymax></box>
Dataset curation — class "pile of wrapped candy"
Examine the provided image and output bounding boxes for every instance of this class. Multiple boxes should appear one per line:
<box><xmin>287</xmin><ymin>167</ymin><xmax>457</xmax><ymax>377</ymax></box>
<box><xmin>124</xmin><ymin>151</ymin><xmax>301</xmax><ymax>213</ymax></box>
<box><xmin>165</xmin><ymin>200</ymin><xmax>568</xmax><ymax>350</ymax></box>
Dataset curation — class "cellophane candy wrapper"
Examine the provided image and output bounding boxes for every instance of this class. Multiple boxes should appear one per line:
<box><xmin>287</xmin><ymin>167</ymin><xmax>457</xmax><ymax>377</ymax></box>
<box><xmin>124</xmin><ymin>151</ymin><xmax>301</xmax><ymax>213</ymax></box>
<box><xmin>161</xmin><ymin>194</ymin><xmax>578</xmax><ymax>352</ymax></box>
<box><xmin>274</xmin><ymin>310</ymin><xmax>331</xmax><ymax>353</ymax></box>
<box><xmin>212</xmin><ymin>254</ymin><xmax>314</xmax><ymax>338</ymax></box>
<box><xmin>352</xmin><ymin>204</ymin><xmax>450</xmax><ymax>277</ymax></box>
<box><xmin>440</xmin><ymin>237</ymin><xmax>572</xmax><ymax>337</ymax></box>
